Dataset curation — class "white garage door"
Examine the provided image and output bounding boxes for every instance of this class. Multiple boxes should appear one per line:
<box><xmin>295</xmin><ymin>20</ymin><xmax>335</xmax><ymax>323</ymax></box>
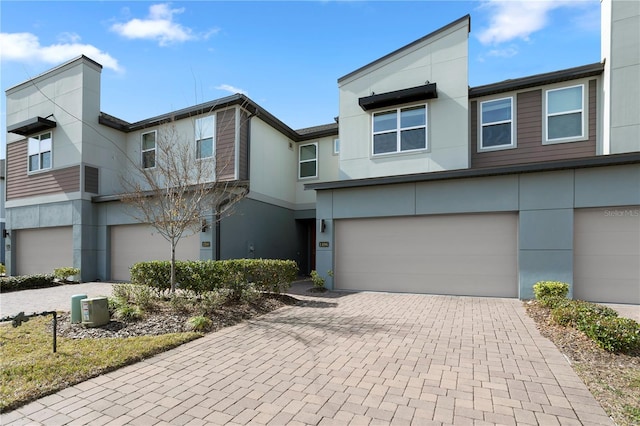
<box><xmin>334</xmin><ymin>213</ymin><xmax>518</xmax><ymax>297</ymax></box>
<box><xmin>574</xmin><ymin>207</ymin><xmax>640</xmax><ymax>304</ymax></box>
<box><xmin>110</xmin><ymin>224</ymin><xmax>201</xmax><ymax>281</ymax></box>
<box><xmin>16</xmin><ymin>227</ymin><xmax>73</xmax><ymax>276</ymax></box>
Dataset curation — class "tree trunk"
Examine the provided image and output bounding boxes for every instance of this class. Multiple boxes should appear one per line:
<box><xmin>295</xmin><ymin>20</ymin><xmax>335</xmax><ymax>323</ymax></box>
<box><xmin>170</xmin><ymin>241</ymin><xmax>177</xmax><ymax>294</ymax></box>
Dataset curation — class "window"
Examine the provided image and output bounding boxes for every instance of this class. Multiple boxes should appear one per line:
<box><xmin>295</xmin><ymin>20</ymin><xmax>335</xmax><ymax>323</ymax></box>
<box><xmin>545</xmin><ymin>84</ymin><xmax>585</xmax><ymax>143</ymax></box>
<box><xmin>28</xmin><ymin>132</ymin><xmax>52</xmax><ymax>172</ymax></box>
<box><xmin>334</xmin><ymin>138</ymin><xmax>340</xmax><ymax>155</ymax></box>
<box><xmin>195</xmin><ymin>116</ymin><xmax>215</xmax><ymax>159</ymax></box>
<box><xmin>299</xmin><ymin>143</ymin><xmax>317</xmax><ymax>179</ymax></box>
<box><xmin>142</xmin><ymin>131</ymin><xmax>156</xmax><ymax>169</ymax></box>
<box><xmin>372</xmin><ymin>105</ymin><xmax>426</xmax><ymax>155</ymax></box>
<box><xmin>480</xmin><ymin>97</ymin><xmax>514</xmax><ymax>150</ymax></box>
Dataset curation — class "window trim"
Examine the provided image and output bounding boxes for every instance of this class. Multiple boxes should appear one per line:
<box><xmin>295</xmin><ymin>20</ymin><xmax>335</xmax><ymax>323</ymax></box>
<box><xmin>195</xmin><ymin>115</ymin><xmax>216</xmax><ymax>160</ymax></box>
<box><xmin>371</xmin><ymin>104</ymin><xmax>428</xmax><ymax>157</ymax></box>
<box><xmin>27</xmin><ymin>131</ymin><xmax>53</xmax><ymax>173</ymax></box>
<box><xmin>298</xmin><ymin>142</ymin><xmax>318</xmax><ymax>180</ymax></box>
<box><xmin>141</xmin><ymin>130</ymin><xmax>157</xmax><ymax>169</ymax></box>
<box><xmin>478</xmin><ymin>96</ymin><xmax>516</xmax><ymax>152</ymax></box>
<box><xmin>543</xmin><ymin>83</ymin><xmax>587</xmax><ymax>145</ymax></box>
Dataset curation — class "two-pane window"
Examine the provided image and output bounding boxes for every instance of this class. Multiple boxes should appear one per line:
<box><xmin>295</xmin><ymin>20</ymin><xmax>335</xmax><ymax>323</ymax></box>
<box><xmin>480</xmin><ymin>97</ymin><xmax>514</xmax><ymax>150</ymax></box>
<box><xmin>373</xmin><ymin>105</ymin><xmax>427</xmax><ymax>155</ymax></box>
<box><xmin>28</xmin><ymin>132</ymin><xmax>52</xmax><ymax>172</ymax></box>
<box><xmin>142</xmin><ymin>131</ymin><xmax>156</xmax><ymax>169</ymax></box>
<box><xmin>545</xmin><ymin>84</ymin><xmax>584</xmax><ymax>142</ymax></box>
<box><xmin>299</xmin><ymin>143</ymin><xmax>317</xmax><ymax>179</ymax></box>
<box><xmin>195</xmin><ymin>116</ymin><xmax>215</xmax><ymax>159</ymax></box>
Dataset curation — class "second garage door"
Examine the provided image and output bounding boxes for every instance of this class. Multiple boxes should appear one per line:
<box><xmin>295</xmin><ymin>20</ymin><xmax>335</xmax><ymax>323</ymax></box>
<box><xmin>110</xmin><ymin>224</ymin><xmax>200</xmax><ymax>281</ymax></box>
<box><xmin>574</xmin><ymin>207</ymin><xmax>640</xmax><ymax>304</ymax></box>
<box><xmin>334</xmin><ymin>213</ymin><xmax>518</xmax><ymax>297</ymax></box>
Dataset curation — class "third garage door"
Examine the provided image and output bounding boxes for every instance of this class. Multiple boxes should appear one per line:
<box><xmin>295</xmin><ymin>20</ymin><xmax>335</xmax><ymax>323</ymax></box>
<box><xmin>334</xmin><ymin>213</ymin><xmax>518</xmax><ymax>297</ymax></box>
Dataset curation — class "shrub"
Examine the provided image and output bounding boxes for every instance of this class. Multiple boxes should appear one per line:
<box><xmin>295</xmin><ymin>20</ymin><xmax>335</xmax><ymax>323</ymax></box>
<box><xmin>198</xmin><ymin>290</ymin><xmax>226</xmax><ymax>315</ymax></box>
<box><xmin>579</xmin><ymin>317</ymin><xmax>640</xmax><ymax>353</ymax></box>
<box><xmin>0</xmin><ymin>274</ymin><xmax>57</xmax><ymax>293</ymax></box>
<box><xmin>113</xmin><ymin>304</ymin><xmax>143</xmax><ymax>322</ymax></box>
<box><xmin>130</xmin><ymin>259</ymin><xmax>299</xmax><ymax>296</ymax></box>
<box><xmin>551</xmin><ymin>300</ymin><xmax>618</xmax><ymax>327</ymax></box>
<box><xmin>186</xmin><ymin>316</ymin><xmax>212</xmax><ymax>332</ymax></box>
<box><xmin>539</xmin><ymin>295</ymin><xmax>571</xmax><ymax>309</ymax></box>
<box><xmin>533</xmin><ymin>281</ymin><xmax>569</xmax><ymax>300</ymax></box>
<box><xmin>53</xmin><ymin>267</ymin><xmax>80</xmax><ymax>282</ymax></box>
<box><xmin>310</xmin><ymin>270</ymin><xmax>324</xmax><ymax>289</ymax></box>
<box><xmin>169</xmin><ymin>295</ymin><xmax>193</xmax><ymax>314</ymax></box>
<box><xmin>0</xmin><ymin>264</ymin><xmax>5</xmax><ymax>275</ymax></box>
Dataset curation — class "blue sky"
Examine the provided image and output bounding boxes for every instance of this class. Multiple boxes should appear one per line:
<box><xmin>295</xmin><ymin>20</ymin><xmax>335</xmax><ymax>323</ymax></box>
<box><xmin>1</xmin><ymin>1</ymin><xmax>601</xmax><ymax>157</ymax></box>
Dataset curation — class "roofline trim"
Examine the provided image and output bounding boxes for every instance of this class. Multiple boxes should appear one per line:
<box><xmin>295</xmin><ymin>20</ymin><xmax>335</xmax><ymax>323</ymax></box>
<box><xmin>305</xmin><ymin>152</ymin><xmax>640</xmax><ymax>191</ymax></box>
<box><xmin>469</xmin><ymin>62</ymin><xmax>604</xmax><ymax>98</ymax></box>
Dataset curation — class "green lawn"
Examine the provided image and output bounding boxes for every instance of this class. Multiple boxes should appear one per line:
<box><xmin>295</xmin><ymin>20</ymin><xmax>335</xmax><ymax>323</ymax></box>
<box><xmin>0</xmin><ymin>316</ymin><xmax>201</xmax><ymax>412</ymax></box>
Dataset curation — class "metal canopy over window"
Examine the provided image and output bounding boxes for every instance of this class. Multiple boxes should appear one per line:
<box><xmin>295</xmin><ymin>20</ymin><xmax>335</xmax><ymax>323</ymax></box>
<box><xmin>7</xmin><ymin>116</ymin><xmax>57</xmax><ymax>136</ymax></box>
<box><xmin>358</xmin><ymin>83</ymin><xmax>437</xmax><ymax>111</ymax></box>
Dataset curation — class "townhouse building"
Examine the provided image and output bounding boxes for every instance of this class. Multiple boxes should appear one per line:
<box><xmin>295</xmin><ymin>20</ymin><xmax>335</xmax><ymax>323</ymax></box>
<box><xmin>4</xmin><ymin>0</ymin><xmax>638</xmax><ymax>303</ymax></box>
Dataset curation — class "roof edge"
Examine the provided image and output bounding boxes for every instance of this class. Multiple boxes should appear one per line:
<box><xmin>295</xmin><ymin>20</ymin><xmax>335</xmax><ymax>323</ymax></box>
<box><xmin>469</xmin><ymin>62</ymin><xmax>604</xmax><ymax>98</ymax></box>
<box><xmin>305</xmin><ymin>152</ymin><xmax>640</xmax><ymax>191</ymax></box>
<box><xmin>338</xmin><ymin>14</ymin><xmax>470</xmax><ymax>84</ymax></box>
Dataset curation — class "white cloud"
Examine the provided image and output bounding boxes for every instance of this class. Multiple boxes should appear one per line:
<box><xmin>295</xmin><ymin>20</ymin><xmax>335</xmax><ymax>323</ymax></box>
<box><xmin>110</xmin><ymin>3</ymin><xmax>195</xmax><ymax>46</ymax></box>
<box><xmin>487</xmin><ymin>45</ymin><xmax>519</xmax><ymax>58</ymax></box>
<box><xmin>215</xmin><ymin>84</ymin><xmax>248</xmax><ymax>96</ymax></box>
<box><xmin>0</xmin><ymin>32</ymin><xmax>122</xmax><ymax>72</ymax></box>
<box><xmin>476</xmin><ymin>0</ymin><xmax>576</xmax><ymax>45</ymax></box>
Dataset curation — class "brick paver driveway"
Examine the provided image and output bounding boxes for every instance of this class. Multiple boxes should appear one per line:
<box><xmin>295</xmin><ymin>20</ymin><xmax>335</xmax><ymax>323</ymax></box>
<box><xmin>2</xmin><ymin>289</ymin><xmax>613</xmax><ymax>425</ymax></box>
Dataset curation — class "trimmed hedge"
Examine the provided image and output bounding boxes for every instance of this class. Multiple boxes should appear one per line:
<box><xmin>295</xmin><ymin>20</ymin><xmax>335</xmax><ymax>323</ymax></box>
<box><xmin>533</xmin><ymin>281</ymin><xmax>569</xmax><ymax>300</ymax></box>
<box><xmin>130</xmin><ymin>259</ymin><xmax>298</xmax><ymax>296</ymax></box>
<box><xmin>0</xmin><ymin>274</ymin><xmax>58</xmax><ymax>293</ymax></box>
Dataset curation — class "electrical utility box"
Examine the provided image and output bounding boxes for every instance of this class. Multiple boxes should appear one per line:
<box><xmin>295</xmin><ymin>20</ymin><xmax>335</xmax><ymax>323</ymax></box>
<box><xmin>81</xmin><ymin>297</ymin><xmax>110</xmax><ymax>327</ymax></box>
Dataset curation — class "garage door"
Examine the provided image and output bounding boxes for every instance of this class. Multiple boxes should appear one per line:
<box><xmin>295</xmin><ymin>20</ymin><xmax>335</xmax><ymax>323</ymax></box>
<box><xmin>334</xmin><ymin>213</ymin><xmax>518</xmax><ymax>297</ymax></box>
<box><xmin>16</xmin><ymin>227</ymin><xmax>73</xmax><ymax>276</ymax></box>
<box><xmin>110</xmin><ymin>224</ymin><xmax>200</xmax><ymax>281</ymax></box>
<box><xmin>574</xmin><ymin>207</ymin><xmax>640</xmax><ymax>304</ymax></box>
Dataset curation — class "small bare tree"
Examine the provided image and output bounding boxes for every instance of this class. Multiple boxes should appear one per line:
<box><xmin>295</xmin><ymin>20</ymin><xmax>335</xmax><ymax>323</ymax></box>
<box><xmin>121</xmin><ymin>117</ymin><xmax>248</xmax><ymax>293</ymax></box>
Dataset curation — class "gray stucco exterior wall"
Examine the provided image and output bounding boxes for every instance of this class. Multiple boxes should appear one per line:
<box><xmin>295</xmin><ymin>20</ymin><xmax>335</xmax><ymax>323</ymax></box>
<box><xmin>314</xmin><ymin>164</ymin><xmax>640</xmax><ymax>299</ymax></box>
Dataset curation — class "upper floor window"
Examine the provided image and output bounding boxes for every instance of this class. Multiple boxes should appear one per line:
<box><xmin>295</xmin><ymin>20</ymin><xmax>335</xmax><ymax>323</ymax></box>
<box><xmin>545</xmin><ymin>84</ymin><xmax>585</xmax><ymax>143</ymax></box>
<box><xmin>334</xmin><ymin>138</ymin><xmax>340</xmax><ymax>155</ymax></box>
<box><xmin>372</xmin><ymin>105</ymin><xmax>426</xmax><ymax>155</ymax></box>
<box><xmin>480</xmin><ymin>97</ymin><xmax>514</xmax><ymax>151</ymax></box>
<box><xmin>142</xmin><ymin>131</ymin><xmax>156</xmax><ymax>169</ymax></box>
<box><xmin>299</xmin><ymin>143</ymin><xmax>317</xmax><ymax>179</ymax></box>
<box><xmin>28</xmin><ymin>132</ymin><xmax>52</xmax><ymax>172</ymax></box>
<box><xmin>195</xmin><ymin>116</ymin><xmax>215</xmax><ymax>159</ymax></box>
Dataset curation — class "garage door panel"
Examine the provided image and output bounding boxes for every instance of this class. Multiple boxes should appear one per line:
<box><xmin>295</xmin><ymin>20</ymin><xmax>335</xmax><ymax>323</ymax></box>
<box><xmin>574</xmin><ymin>208</ymin><xmax>640</xmax><ymax>304</ymax></box>
<box><xmin>335</xmin><ymin>213</ymin><xmax>518</xmax><ymax>297</ymax></box>
<box><xmin>16</xmin><ymin>227</ymin><xmax>73</xmax><ymax>276</ymax></box>
<box><xmin>111</xmin><ymin>224</ymin><xmax>200</xmax><ymax>282</ymax></box>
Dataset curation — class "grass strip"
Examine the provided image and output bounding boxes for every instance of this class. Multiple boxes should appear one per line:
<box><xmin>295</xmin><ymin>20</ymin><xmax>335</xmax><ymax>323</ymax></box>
<box><xmin>0</xmin><ymin>316</ymin><xmax>201</xmax><ymax>412</ymax></box>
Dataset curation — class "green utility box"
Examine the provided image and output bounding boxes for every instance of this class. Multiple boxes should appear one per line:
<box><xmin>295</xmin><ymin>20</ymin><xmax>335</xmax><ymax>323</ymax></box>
<box><xmin>71</xmin><ymin>294</ymin><xmax>87</xmax><ymax>324</ymax></box>
<box><xmin>81</xmin><ymin>297</ymin><xmax>110</xmax><ymax>327</ymax></box>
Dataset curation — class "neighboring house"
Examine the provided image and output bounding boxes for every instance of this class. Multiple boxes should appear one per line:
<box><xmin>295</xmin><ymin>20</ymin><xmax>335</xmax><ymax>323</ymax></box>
<box><xmin>4</xmin><ymin>58</ymin><xmax>338</xmax><ymax>281</ymax></box>
<box><xmin>308</xmin><ymin>0</ymin><xmax>640</xmax><ymax>304</ymax></box>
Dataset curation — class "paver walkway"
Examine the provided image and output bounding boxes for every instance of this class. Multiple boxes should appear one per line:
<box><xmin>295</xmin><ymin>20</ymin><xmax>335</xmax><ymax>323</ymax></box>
<box><xmin>2</xmin><ymin>287</ymin><xmax>614</xmax><ymax>425</ymax></box>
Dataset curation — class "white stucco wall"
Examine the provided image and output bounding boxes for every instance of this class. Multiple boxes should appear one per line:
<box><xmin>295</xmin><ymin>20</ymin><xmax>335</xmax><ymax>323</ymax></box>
<box><xmin>602</xmin><ymin>0</ymin><xmax>640</xmax><ymax>154</ymax></box>
<box><xmin>338</xmin><ymin>17</ymin><xmax>470</xmax><ymax>180</ymax></box>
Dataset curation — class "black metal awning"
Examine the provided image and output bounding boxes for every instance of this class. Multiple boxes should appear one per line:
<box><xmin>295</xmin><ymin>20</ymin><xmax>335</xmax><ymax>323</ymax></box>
<box><xmin>358</xmin><ymin>83</ymin><xmax>437</xmax><ymax>111</ymax></box>
<box><xmin>7</xmin><ymin>116</ymin><xmax>57</xmax><ymax>136</ymax></box>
